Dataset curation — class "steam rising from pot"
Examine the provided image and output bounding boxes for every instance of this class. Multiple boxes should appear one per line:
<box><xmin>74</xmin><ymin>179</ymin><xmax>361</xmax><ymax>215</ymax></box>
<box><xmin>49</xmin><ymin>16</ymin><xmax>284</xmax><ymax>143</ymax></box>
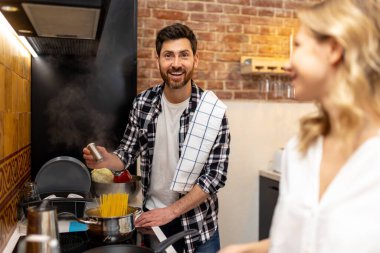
<box><xmin>46</xmin><ymin>85</ymin><xmax>116</xmax><ymax>149</ymax></box>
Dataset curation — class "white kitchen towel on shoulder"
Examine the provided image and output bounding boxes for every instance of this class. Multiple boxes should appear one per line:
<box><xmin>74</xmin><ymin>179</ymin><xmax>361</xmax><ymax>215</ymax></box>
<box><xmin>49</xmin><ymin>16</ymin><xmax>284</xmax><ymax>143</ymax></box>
<box><xmin>170</xmin><ymin>90</ymin><xmax>226</xmax><ymax>193</ymax></box>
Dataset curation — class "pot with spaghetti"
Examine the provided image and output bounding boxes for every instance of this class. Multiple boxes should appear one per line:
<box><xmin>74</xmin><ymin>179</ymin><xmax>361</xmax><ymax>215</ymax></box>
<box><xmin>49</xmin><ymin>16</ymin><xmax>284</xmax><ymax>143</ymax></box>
<box><xmin>76</xmin><ymin>193</ymin><xmax>142</xmax><ymax>243</ymax></box>
<box><xmin>90</xmin><ymin>168</ymin><xmax>142</xmax><ymax>202</ymax></box>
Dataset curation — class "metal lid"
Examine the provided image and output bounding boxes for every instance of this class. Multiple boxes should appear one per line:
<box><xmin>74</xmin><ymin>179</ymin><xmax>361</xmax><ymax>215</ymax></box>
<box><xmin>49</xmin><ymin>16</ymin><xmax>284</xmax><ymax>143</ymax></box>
<box><xmin>35</xmin><ymin>156</ymin><xmax>91</xmax><ymax>194</ymax></box>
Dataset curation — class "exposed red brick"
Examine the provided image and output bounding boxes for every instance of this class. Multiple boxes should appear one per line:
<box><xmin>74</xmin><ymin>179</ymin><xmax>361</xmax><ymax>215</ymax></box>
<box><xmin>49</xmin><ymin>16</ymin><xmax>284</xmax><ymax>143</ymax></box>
<box><xmin>226</xmin><ymin>81</ymin><xmax>242</xmax><ymax>90</ymax></box>
<box><xmin>218</xmin><ymin>0</ymin><xmax>250</xmax><ymax>5</ymax></box>
<box><xmin>241</xmin><ymin>6</ymin><xmax>257</xmax><ymax>16</ymax></box>
<box><xmin>138</xmin><ymin>69</ymin><xmax>151</xmax><ymax>78</ymax></box>
<box><xmin>214</xmin><ymin>91</ymin><xmax>233</xmax><ymax>100</ymax></box>
<box><xmin>197</xmin><ymin>32</ymin><xmax>216</xmax><ymax>42</ymax></box>
<box><xmin>197</xmin><ymin>61</ymin><xmax>209</xmax><ymax>71</ymax></box>
<box><xmin>136</xmin><ymin>0</ymin><xmax>321</xmax><ymax>101</ymax></box>
<box><xmin>252</xmin><ymin>0</ymin><xmax>283</xmax><ymax>8</ymax></box>
<box><xmin>251</xmin><ymin>16</ymin><xmax>282</xmax><ymax>26</ymax></box>
<box><xmin>241</xmin><ymin>44</ymin><xmax>258</xmax><ymax>54</ymax></box>
<box><xmin>197</xmin><ymin>51</ymin><xmax>215</xmax><ymax>61</ymax></box>
<box><xmin>167</xmin><ymin>2</ymin><xmax>186</xmax><ymax>10</ymax></box>
<box><xmin>191</xmin><ymin>13</ymin><xmax>219</xmax><ymax>22</ymax></box>
<box><xmin>195</xmin><ymin>81</ymin><xmax>207</xmax><ymax>90</ymax></box>
<box><xmin>244</xmin><ymin>25</ymin><xmax>260</xmax><ymax>34</ymax></box>
<box><xmin>258</xmin><ymin>9</ymin><xmax>275</xmax><ymax>17</ymax></box>
<box><xmin>143</xmin><ymin>19</ymin><xmax>166</xmax><ymax>29</ymax></box>
<box><xmin>151</xmin><ymin>69</ymin><xmax>161</xmax><ymax>79</ymax></box>
<box><xmin>139</xmin><ymin>28</ymin><xmax>155</xmax><ymax>37</ymax></box>
<box><xmin>142</xmin><ymin>38</ymin><xmax>156</xmax><ymax>48</ymax></box>
<box><xmin>206</xmin><ymin>4</ymin><xmax>223</xmax><ymax>13</ymax></box>
<box><xmin>227</xmin><ymin>71</ymin><xmax>243</xmax><ymax>81</ymax></box>
<box><xmin>277</xmin><ymin>27</ymin><xmax>292</xmax><ymax>36</ymax></box>
<box><xmin>220</xmin><ymin>14</ymin><xmax>251</xmax><ymax>24</ymax></box>
<box><xmin>204</xmin><ymin>42</ymin><xmax>225</xmax><ymax>52</ymax></box>
<box><xmin>224</xmin><ymin>43</ymin><xmax>241</xmax><ymax>52</ymax></box>
<box><xmin>137</xmin><ymin>59</ymin><xmax>157</xmax><ymax>69</ymax></box>
<box><xmin>152</xmin><ymin>10</ymin><xmax>189</xmax><ymax>21</ymax></box>
<box><xmin>284</xmin><ymin>1</ymin><xmax>309</xmax><ymax>10</ymax></box>
<box><xmin>223</xmin><ymin>5</ymin><xmax>240</xmax><ymax>14</ymax></box>
<box><xmin>187</xmin><ymin>3</ymin><xmax>204</xmax><ymax>11</ymax></box>
<box><xmin>137</xmin><ymin>49</ymin><xmax>154</xmax><ymax>58</ymax></box>
<box><xmin>209</xmin><ymin>24</ymin><xmax>226</xmax><ymax>32</ymax></box>
<box><xmin>147</xmin><ymin>1</ymin><xmax>166</xmax><ymax>9</ymax></box>
<box><xmin>219</xmin><ymin>34</ymin><xmax>249</xmax><ymax>43</ymax></box>
<box><xmin>260</xmin><ymin>26</ymin><xmax>277</xmax><ymax>35</ymax></box>
<box><xmin>187</xmin><ymin>22</ymin><xmax>209</xmax><ymax>32</ymax></box>
<box><xmin>235</xmin><ymin>91</ymin><xmax>261</xmax><ymax>99</ymax></box>
<box><xmin>138</xmin><ymin>8</ymin><xmax>151</xmax><ymax>17</ymax></box>
<box><xmin>275</xmin><ymin>9</ymin><xmax>293</xmax><ymax>18</ymax></box>
<box><xmin>284</xmin><ymin>18</ymin><xmax>300</xmax><ymax>27</ymax></box>
<box><xmin>193</xmin><ymin>71</ymin><xmax>216</xmax><ymax>80</ymax></box>
<box><xmin>251</xmin><ymin>35</ymin><xmax>279</xmax><ymax>44</ymax></box>
<box><xmin>227</xmin><ymin>24</ymin><xmax>243</xmax><ymax>33</ymax></box>
<box><xmin>207</xmin><ymin>81</ymin><xmax>224</xmax><ymax>90</ymax></box>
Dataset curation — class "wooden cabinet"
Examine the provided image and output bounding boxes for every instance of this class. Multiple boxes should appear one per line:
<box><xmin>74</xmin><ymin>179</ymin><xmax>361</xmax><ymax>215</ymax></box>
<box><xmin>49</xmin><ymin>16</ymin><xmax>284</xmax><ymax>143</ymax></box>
<box><xmin>259</xmin><ymin>176</ymin><xmax>279</xmax><ymax>240</ymax></box>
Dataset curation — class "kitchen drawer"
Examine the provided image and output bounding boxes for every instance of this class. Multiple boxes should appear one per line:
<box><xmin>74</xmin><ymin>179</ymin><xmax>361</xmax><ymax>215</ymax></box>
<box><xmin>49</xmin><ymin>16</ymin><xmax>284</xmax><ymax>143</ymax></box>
<box><xmin>259</xmin><ymin>176</ymin><xmax>279</xmax><ymax>240</ymax></box>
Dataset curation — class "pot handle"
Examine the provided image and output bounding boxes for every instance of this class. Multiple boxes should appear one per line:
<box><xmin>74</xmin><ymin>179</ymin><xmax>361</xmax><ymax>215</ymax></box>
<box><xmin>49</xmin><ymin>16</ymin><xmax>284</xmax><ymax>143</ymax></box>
<box><xmin>58</xmin><ymin>212</ymin><xmax>100</xmax><ymax>225</ymax></box>
<box><xmin>154</xmin><ymin>229</ymin><xmax>198</xmax><ymax>253</ymax></box>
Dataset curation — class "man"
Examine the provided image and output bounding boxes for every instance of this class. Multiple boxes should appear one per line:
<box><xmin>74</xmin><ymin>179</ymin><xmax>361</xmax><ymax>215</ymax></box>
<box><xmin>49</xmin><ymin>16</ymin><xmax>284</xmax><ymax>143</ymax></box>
<box><xmin>83</xmin><ymin>23</ymin><xmax>230</xmax><ymax>253</ymax></box>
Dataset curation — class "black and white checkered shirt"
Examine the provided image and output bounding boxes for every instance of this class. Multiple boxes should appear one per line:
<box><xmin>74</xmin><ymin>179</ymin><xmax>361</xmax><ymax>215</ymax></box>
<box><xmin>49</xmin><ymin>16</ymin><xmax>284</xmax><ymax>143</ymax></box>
<box><xmin>114</xmin><ymin>81</ymin><xmax>230</xmax><ymax>253</ymax></box>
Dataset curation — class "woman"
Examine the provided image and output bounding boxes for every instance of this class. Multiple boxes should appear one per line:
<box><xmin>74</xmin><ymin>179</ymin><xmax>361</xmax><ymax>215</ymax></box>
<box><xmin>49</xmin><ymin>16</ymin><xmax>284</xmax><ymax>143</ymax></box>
<box><xmin>219</xmin><ymin>0</ymin><xmax>380</xmax><ymax>252</ymax></box>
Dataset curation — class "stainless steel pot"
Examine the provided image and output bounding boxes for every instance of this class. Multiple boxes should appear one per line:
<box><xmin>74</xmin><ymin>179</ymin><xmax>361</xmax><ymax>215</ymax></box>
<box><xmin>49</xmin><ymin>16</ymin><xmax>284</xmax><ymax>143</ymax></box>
<box><xmin>76</xmin><ymin>206</ymin><xmax>142</xmax><ymax>243</ymax></box>
<box><xmin>91</xmin><ymin>176</ymin><xmax>141</xmax><ymax>200</ymax></box>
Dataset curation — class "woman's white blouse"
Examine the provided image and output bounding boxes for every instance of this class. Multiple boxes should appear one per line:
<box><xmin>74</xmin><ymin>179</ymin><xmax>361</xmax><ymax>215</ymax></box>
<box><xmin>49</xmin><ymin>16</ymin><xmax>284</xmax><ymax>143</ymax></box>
<box><xmin>269</xmin><ymin>135</ymin><xmax>380</xmax><ymax>253</ymax></box>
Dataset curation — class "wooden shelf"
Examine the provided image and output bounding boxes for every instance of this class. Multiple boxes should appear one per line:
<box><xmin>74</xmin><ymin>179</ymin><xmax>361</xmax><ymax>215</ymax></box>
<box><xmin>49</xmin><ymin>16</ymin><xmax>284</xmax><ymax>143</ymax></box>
<box><xmin>240</xmin><ymin>56</ymin><xmax>288</xmax><ymax>75</ymax></box>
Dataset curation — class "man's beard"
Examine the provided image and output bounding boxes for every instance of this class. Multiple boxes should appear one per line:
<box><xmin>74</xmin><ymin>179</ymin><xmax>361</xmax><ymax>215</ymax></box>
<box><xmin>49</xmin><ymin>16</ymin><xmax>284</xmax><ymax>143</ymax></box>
<box><xmin>160</xmin><ymin>66</ymin><xmax>194</xmax><ymax>89</ymax></box>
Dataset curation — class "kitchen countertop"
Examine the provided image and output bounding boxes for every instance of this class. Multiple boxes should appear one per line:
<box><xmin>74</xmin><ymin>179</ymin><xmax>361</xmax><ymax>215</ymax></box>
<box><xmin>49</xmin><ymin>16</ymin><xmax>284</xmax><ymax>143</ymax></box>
<box><xmin>259</xmin><ymin>169</ymin><xmax>281</xmax><ymax>182</ymax></box>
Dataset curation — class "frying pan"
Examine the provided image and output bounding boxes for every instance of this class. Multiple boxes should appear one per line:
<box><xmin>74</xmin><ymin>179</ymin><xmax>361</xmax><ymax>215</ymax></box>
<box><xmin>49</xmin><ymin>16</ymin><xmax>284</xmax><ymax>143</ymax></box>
<box><xmin>83</xmin><ymin>229</ymin><xmax>197</xmax><ymax>253</ymax></box>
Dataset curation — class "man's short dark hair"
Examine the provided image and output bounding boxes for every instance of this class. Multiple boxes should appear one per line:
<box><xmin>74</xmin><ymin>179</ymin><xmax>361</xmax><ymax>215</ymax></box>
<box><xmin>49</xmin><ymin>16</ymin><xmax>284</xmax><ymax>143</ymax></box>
<box><xmin>156</xmin><ymin>23</ymin><xmax>197</xmax><ymax>56</ymax></box>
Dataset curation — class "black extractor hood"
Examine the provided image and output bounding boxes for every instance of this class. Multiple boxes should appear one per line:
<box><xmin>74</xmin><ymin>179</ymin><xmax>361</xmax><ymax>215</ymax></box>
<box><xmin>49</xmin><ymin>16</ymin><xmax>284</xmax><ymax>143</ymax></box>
<box><xmin>0</xmin><ymin>0</ymin><xmax>110</xmax><ymax>56</ymax></box>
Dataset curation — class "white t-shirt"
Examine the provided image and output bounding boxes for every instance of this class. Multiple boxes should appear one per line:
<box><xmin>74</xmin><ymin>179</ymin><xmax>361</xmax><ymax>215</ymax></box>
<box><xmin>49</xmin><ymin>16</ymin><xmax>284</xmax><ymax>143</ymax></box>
<box><xmin>270</xmin><ymin>134</ymin><xmax>380</xmax><ymax>253</ymax></box>
<box><xmin>145</xmin><ymin>93</ymin><xmax>189</xmax><ymax>209</ymax></box>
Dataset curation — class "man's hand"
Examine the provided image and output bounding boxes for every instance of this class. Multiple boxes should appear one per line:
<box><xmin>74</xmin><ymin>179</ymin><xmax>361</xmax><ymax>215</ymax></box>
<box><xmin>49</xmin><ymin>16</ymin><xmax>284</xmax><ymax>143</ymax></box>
<box><xmin>134</xmin><ymin>207</ymin><xmax>177</xmax><ymax>227</ymax></box>
<box><xmin>83</xmin><ymin>145</ymin><xmax>124</xmax><ymax>171</ymax></box>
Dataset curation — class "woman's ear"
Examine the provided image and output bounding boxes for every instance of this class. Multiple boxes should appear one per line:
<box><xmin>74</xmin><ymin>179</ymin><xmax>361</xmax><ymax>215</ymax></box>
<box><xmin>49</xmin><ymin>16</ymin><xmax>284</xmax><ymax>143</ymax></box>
<box><xmin>329</xmin><ymin>38</ymin><xmax>344</xmax><ymax>65</ymax></box>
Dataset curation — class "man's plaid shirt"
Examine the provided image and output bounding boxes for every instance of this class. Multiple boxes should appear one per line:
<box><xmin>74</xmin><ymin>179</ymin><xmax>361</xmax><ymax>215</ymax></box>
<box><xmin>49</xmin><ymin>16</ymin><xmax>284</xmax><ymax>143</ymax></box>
<box><xmin>114</xmin><ymin>81</ymin><xmax>230</xmax><ymax>253</ymax></box>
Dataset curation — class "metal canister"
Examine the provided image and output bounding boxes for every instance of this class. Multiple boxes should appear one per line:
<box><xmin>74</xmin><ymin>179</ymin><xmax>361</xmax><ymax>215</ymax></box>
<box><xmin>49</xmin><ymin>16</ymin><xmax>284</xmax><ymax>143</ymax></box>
<box><xmin>87</xmin><ymin>143</ymin><xmax>104</xmax><ymax>162</ymax></box>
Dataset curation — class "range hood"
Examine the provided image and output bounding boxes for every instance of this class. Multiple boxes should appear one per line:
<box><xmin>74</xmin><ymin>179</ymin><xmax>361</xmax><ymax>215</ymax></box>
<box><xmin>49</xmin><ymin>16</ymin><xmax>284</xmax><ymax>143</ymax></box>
<box><xmin>0</xmin><ymin>0</ymin><xmax>110</xmax><ymax>56</ymax></box>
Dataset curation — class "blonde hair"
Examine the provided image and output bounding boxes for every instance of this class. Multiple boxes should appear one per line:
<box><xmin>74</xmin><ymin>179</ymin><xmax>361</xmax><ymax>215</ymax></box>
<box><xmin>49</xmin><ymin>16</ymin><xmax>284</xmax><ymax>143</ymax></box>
<box><xmin>297</xmin><ymin>0</ymin><xmax>380</xmax><ymax>153</ymax></box>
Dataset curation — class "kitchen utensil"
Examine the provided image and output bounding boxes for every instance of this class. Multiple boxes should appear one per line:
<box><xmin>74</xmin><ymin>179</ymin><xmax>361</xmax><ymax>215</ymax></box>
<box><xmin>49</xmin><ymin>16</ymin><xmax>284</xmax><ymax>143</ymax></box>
<box><xmin>22</xmin><ymin>182</ymin><xmax>41</xmax><ymax>202</ymax></box>
<box><xmin>91</xmin><ymin>176</ymin><xmax>141</xmax><ymax>200</ymax></box>
<box><xmin>27</xmin><ymin>200</ymin><xmax>59</xmax><ymax>241</ymax></box>
<box><xmin>35</xmin><ymin>156</ymin><xmax>91</xmax><ymax>194</ymax></box>
<box><xmin>83</xmin><ymin>229</ymin><xmax>198</xmax><ymax>253</ymax></box>
<box><xmin>17</xmin><ymin>234</ymin><xmax>60</xmax><ymax>253</ymax></box>
<box><xmin>87</xmin><ymin>143</ymin><xmax>104</xmax><ymax>162</ymax></box>
<box><xmin>74</xmin><ymin>206</ymin><xmax>142</xmax><ymax>243</ymax></box>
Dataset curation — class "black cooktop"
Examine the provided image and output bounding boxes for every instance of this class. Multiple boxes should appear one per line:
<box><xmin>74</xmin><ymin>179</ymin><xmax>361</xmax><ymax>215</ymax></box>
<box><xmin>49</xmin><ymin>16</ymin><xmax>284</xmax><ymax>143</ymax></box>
<box><xmin>12</xmin><ymin>229</ymin><xmax>157</xmax><ymax>253</ymax></box>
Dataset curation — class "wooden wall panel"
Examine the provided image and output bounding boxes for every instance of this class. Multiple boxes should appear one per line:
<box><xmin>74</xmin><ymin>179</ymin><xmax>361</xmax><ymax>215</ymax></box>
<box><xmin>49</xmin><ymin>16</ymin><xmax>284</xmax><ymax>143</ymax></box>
<box><xmin>0</xmin><ymin>147</ymin><xmax>31</xmax><ymax>252</ymax></box>
<box><xmin>0</xmin><ymin>20</ymin><xmax>31</xmax><ymax>251</ymax></box>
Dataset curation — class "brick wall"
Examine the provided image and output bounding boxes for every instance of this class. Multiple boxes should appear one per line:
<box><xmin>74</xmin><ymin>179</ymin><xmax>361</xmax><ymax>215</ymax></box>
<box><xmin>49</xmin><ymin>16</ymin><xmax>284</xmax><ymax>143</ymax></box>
<box><xmin>137</xmin><ymin>0</ymin><xmax>320</xmax><ymax>99</ymax></box>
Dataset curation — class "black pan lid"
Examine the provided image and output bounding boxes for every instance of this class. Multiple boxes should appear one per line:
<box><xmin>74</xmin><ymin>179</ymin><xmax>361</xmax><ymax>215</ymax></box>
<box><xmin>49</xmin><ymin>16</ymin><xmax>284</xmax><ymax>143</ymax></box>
<box><xmin>36</xmin><ymin>156</ymin><xmax>91</xmax><ymax>194</ymax></box>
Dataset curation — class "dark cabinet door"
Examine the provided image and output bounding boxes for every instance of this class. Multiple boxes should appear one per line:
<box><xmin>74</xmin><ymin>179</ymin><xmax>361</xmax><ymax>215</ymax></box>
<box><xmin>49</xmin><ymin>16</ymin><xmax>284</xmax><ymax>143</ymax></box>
<box><xmin>259</xmin><ymin>176</ymin><xmax>279</xmax><ymax>240</ymax></box>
